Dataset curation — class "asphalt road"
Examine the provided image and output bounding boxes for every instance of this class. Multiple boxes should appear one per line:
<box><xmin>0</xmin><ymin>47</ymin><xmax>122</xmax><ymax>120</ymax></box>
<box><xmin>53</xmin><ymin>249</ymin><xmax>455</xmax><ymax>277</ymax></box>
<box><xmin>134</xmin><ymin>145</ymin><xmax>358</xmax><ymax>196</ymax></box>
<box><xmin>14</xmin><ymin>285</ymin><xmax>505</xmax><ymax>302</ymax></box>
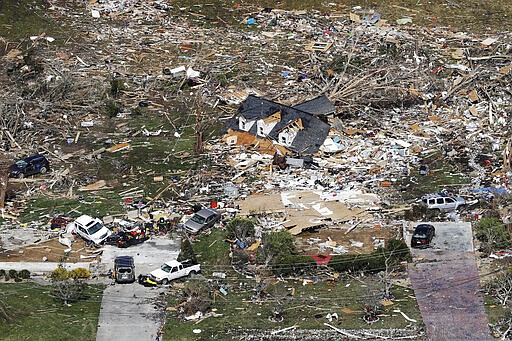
<box><xmin>96</xmin><ymin>236</ymin><xmax>181</xmax><ymax>341</ymax></box>
<box><xmin>406</xmin><ymin>222</ymin><xmax>491</xmax><ymax>340</ymax></box>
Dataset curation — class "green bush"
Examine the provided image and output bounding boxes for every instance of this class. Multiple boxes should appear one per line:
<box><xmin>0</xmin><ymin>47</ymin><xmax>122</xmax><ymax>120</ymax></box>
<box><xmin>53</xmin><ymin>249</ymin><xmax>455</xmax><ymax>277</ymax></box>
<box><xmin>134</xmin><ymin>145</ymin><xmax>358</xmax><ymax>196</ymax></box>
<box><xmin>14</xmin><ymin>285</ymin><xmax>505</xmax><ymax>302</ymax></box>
<box><xmin>51</xmin><ymin>267</ymin><xmax>69</xmax><ymax>281</ymax></box>
<box><xmin>271</xmin><ymin>254</ymin><xmax>318</xmax><ymax>276</ymax></box>
<box><xmin>0</xmin><ymin>269</ymin><xmax>5</xmax><ymax>277</ymax></box>
<box><xmin>476</xmin><ymin>217</ymin><xmax>511</xmax><ymax>255</ymax></box>
<box><xmin>8</xmin><ymin>270</ymin><xmax>17</xmax><ymax>279</ymax></box>
<box><xmin>110</xmin><ymin>77</ymin><xmax>125</xmax><ymax>96</ymax></box>
<box><xmin>262</xmin><ymin>231</ymin><xmax>296</xmax><ymax>261</ymax></box>
<box><xmin>226</xmin><ymin>217</ymin><xmax>255</xmax><ymax>241</ymax></box>
<box><xmin>131</xmin><ymin>106</ymin><xmax>146</xmax><ymax>116</ymax></box>
<box><xmin>105</xmin><ymin>100</ymin><xmax>123</xmax><ymax>118</ymax></box>
<box><xmin>18</xmin><ymin>269</ymin><xmax>31</xmax><ymax>279</ymax></box>
<box><xmin>381</xmin><ymin>239</ymin><xmax>412</xmax><ymax>262</ymax></box>
<box><xmin>177</xmin><ymin>239</ymin><xmax>197</xmax><ymax>265</ymax></box>
<box><xmin>69</xmin><ymin>268</ymin><xmax>90</xmax><ymax>280</ymax></box>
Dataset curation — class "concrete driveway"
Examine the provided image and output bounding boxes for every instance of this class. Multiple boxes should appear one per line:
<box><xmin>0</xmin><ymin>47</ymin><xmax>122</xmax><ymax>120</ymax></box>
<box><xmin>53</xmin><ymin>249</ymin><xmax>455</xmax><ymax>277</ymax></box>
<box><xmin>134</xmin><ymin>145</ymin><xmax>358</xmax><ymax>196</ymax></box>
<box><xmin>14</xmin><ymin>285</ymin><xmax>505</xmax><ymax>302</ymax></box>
<box><xmin>404</xmin><ymin>221</ymin><xmax>474</xmax><ymax>257</ymax></box>
<box><xmin>406</xmin><ymin>222</ymin><xmax>491</xmax><ymax>340</ymax></box>
<box><xmin>96</xmin><ymin>236</ymin><xmax>181</xmax><ymax>341</ymax></box>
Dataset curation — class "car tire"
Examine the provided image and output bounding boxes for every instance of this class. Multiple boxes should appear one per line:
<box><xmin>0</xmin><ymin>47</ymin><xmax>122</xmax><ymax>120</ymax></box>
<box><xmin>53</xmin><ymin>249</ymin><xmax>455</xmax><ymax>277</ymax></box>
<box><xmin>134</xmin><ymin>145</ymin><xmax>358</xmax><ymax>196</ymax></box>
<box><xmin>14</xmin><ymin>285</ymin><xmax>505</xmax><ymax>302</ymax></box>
<box><xmin>162</xmin><ymin>278</ymin><xmax>169</xmax><ymax>285</ymax></box>
<box><xmin>189</xmin><ymin>270</ymin><xmax>197</xmax><ymax>278</ymax></box>
<box><xmin>40</xmin><ymin>166</ymin><xmax>47</xmax><ymax>174</ymax></box>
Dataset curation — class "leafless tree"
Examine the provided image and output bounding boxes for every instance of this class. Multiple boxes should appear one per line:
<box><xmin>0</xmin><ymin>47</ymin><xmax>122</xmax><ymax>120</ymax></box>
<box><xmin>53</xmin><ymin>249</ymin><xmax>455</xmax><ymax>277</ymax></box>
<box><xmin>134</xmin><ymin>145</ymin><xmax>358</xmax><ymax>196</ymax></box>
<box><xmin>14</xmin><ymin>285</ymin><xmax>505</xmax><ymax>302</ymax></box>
<box><xmin>51</xmin><ymin>279</ymin><xmax>87</xmax><ymax>305</ymax></box>
<box><xmin>486</xmin><ymin>270</ymin><xmax>512</xmax><ymax>307</ymax></box>
<box><xmin>378</xmin><ymin>247</ymin><xmax>399</xmax><ymax>299</ymax></box>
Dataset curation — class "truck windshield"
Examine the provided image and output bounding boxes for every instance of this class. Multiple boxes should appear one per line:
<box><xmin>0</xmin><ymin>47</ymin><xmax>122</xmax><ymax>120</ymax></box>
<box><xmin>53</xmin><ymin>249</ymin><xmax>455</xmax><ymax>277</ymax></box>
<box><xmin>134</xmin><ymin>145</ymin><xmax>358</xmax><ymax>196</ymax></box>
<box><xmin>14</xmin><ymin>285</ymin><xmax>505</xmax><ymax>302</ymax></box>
<box><xmin>161</xmin><ymin>264</ymin><xmax>172</xmax><ymax>272</ymax></box>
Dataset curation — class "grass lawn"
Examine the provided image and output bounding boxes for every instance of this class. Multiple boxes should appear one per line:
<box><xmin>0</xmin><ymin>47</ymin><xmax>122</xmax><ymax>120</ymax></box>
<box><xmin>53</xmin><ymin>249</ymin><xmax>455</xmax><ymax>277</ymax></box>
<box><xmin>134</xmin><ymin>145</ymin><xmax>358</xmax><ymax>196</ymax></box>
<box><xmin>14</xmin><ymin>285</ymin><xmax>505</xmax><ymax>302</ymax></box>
<box><xmin>163</xmin><ymin>276</ymin><xmax>422</xmax><ymax>340</ymax></box>
<box><xmin>163</xmin><ymin>228</ymin><xmax>422</xmax><ymax>340</ymax></box>
<box><xmin>0</xmin><ymin>282</ymin><xmax>104</xmax><ymax>341</ymax></box>
<box><xmin>484</xmin><ymin>292</ymin><xmax>510</xmax><ymax>329</ymax></box>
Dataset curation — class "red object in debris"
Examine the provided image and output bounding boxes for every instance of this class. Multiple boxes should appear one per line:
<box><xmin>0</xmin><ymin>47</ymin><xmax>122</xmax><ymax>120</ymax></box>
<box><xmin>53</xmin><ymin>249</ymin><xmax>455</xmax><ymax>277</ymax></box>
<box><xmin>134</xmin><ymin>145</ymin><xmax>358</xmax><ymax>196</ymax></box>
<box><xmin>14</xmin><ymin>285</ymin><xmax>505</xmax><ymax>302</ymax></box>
<box><xmin>310</xmin><ymin>254</ymin><xmax>332</xmax><ymax>265</ymax></box>
<box><xmin>211</xmin><ymin>201</ymin><xmax>218</xmax><ymax>209</ymax></box>
<box><xmin>484</xmin><ymin>159</ymin><xmax>491</xmax><ymax>167</ymax></box>
<box><xmin>125</xmin><ymin>198</ymin><xmax>133</xmax><ymax>204</ymax></box>
<box><xmin>432</xmin><ymin>66</ymin><xmax>443</xmax><ymax>74</ymax></box>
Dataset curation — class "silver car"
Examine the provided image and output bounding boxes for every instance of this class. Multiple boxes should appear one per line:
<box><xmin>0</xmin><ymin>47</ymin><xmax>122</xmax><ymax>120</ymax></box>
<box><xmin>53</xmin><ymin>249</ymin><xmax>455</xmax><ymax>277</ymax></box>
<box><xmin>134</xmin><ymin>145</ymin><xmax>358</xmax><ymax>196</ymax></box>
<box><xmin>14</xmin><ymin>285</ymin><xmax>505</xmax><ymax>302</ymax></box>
<box><xmin>183</xmin><ymin>208</ymin><xmax>221</xmax><ymax>235</ymax></box>
<box><xmin>420</xmin><ymin>193</ymin><xmax>466</xmax><ymax>212</ymax></box>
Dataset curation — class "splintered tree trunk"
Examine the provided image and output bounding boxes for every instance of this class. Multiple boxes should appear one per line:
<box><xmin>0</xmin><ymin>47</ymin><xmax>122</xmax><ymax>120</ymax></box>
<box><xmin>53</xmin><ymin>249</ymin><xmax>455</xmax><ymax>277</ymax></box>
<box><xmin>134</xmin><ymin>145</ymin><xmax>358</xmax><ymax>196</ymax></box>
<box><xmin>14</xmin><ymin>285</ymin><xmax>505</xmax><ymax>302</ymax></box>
<box><xmin>0</xmin><ymin>167</ymin><xmax>8</xmax><ymax>209</ymax></box>
<box><xmin>195</xmin><ymin>129</ymin><xmax>203</xmax><ymax>154</ymax></box>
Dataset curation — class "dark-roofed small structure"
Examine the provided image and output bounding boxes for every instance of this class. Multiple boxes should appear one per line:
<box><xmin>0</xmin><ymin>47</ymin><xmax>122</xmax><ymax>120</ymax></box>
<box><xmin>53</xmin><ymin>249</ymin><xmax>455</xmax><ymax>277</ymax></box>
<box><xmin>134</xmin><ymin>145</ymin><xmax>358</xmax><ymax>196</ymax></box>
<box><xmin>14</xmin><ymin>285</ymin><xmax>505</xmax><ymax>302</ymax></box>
<box><xmin>224</xmin><ymin>95</ymin><xmax>334</xmax><ymax>156</ymax></box>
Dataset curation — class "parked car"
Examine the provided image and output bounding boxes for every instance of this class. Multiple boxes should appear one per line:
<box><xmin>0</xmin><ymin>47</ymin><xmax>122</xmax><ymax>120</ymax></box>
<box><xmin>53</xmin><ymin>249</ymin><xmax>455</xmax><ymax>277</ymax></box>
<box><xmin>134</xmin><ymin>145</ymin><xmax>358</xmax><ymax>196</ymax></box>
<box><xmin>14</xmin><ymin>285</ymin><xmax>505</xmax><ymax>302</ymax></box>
<box><xmin>411</xmin><ymin>224</ymin><xmax>436</xmax><ymax>248</ymax></box>
<box><xmin>9</xmin><ymin>154</ymin><xmax>50</xmax><ymax>178</ymax></box>
<box><xmin>420</xmin><ymin>193</ymin><xmax>466</xmax><ymax>212</ymax></box>
<box><xmin>68</xmin><ymin>215</ymin><xmax>112</xmax><ymax>245</ymax></box>
<box><xmin>149</xmin><ymin>260</ymin><xmax>200</xmax><ymax>285</ymax></box>
<box><xmin>113</xmin><ymin>256</ymin><xmax>135</xmax><ymax>283</ymax></box>
<box><xmin>183</xmin><ymin>208</ymin><xmax>221</xmax><ymax>235</ymax></box>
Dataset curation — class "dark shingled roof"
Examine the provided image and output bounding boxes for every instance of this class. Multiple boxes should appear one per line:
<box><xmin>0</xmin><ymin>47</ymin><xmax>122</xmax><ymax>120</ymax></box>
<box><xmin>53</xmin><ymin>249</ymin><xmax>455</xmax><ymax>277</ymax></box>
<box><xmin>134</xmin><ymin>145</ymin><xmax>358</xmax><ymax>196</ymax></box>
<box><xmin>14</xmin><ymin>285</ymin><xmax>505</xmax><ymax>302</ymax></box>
<box><xmin>292</xmin><ymin>95</ymin><xmax>336</xmax><ymax>116</ymax></box>
<box><xmin>226</xmin><ymin>95</ymin><xmax>331</xmax><ymax>155</ymax></box>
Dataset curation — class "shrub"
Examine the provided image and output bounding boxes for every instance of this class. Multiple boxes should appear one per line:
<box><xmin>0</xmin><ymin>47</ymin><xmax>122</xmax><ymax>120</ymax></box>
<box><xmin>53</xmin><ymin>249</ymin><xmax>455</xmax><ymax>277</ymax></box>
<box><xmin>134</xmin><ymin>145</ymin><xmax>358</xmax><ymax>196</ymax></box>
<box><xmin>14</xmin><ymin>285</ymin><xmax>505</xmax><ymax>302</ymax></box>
<box><xmin>8</xmin><ymin>270</ymin><xmax>17</xmax><ymax>279</ymax></box>
<box><xmin>262</xmin><ymin>231</ymin><xmax>296</xmax><ymax>262</ymax></box>
<box><xmin>131</xmin><ymin>106</ymin><xmax>146</xmax><ymax>116</ymax></box>
<box><xmin>18</xmin><ymin>269</ymin><xmax>31</xmax><ymax>279</ymax></box>
<box><xmin>271</xmin><ymin>254</ymin><xmax>317</xmax><ymax>276</ymax></box>
<box><xmin>476</xmin><ymin>217</ymin><xmax>511</xmax><ymax>255</ymax></box>
<box><xmin>105</xmin><ymin>100</ymin><xmax>123</xmax><ymax>118</ymax></box>
<box><xmin>110</xmin><ymin>77</ymin><xmax>125</xmax><ymax>96</ymax></box>
<box><xmin>177</xmin><ymin>239</ymin><xmax>197</xmax><ymax>265</ymax></box>
<box><xmin>0</xmin><ymin>269</ymin><xmax>5</xmax><ymax>277</ymax></box>
<box><xmin>69</xmin><ymin>268</ymin><xmax>90</xmax><ymax>280</ymax></box>
<box><xmin>51</xmin><ymin>267</ymin><xmax>69</xmax><ymax>281</ymax></box>
<box><xmin>381</xmin><ymin>239</ymin><xmax>411</xmax><ymax>263</ymax></box>
<box><xmin>226</xmin><ymin>217</ymin><xmax>255</xmax><ymax>242</ymax></box>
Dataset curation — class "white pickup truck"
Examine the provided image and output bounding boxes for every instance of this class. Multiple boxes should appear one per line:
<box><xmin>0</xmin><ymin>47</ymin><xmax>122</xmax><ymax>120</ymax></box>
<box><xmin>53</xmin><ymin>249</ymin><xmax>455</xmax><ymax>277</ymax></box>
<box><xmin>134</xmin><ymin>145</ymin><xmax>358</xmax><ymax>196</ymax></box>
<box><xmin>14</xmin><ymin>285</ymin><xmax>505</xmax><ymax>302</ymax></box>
<box><xmin>149</xmin><ymin>260</ymin><xmax>200</xmax><ymax>285</ymax></box>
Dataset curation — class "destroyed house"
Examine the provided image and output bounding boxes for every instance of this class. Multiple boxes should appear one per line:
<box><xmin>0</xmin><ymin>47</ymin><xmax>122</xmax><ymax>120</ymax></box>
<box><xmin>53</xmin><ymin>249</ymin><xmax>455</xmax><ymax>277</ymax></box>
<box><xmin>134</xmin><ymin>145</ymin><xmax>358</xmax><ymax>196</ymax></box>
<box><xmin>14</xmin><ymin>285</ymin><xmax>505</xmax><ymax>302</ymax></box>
<box><xmin>225</xmin><ymin>95</ymin><xmax>332</xmax><ymax>155</ymax></box>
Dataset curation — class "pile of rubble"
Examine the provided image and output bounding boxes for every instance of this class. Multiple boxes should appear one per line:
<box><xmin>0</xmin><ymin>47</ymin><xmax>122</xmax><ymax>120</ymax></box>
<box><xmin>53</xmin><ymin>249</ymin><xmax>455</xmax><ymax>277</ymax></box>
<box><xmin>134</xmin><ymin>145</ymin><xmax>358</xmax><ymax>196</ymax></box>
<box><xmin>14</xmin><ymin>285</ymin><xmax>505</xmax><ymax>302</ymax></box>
<box><xmin>0</xmin><ymin>1</ymin><xmax>511</xmax><ymax>261</ymax></box>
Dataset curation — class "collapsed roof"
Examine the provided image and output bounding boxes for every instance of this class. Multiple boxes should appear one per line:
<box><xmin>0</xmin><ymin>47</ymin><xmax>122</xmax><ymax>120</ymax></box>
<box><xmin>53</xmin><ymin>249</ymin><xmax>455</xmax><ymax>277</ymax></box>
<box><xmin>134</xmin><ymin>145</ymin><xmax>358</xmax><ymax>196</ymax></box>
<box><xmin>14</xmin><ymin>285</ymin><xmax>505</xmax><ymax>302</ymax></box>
<box><xmin>225</xmin><ymin>95</ymin><xmax>332</xmax><ymax>155</ymax></box>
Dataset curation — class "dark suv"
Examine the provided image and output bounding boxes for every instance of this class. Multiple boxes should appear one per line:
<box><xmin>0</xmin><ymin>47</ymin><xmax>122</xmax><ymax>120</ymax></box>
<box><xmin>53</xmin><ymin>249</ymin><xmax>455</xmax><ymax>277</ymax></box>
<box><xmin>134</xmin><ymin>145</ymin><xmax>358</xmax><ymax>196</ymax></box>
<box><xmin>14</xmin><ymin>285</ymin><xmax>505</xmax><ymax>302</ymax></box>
<box><xmin>114</xmin><ymin>256</ymin><xmax>135</xmax><ymax>283</ymax></box>
<box><xmin>411</xmin><ymin>224</ymin><xmax>436</xmax><ymax>248</ymax></box>
<box><xmin>9</xmin><ymin>154</ymin><xmax>50</xmax><ymax>178</ymax></box>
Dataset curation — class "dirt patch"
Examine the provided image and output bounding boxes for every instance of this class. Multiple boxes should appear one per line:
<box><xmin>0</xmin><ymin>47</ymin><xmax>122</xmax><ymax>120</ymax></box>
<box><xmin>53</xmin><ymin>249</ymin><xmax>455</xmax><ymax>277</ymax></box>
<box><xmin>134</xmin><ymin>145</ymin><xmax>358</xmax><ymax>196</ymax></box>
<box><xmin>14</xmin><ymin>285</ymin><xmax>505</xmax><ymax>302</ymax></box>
<box><xmin>0</xmin><ymin>237</ymin><xmax>99</xmax><ymax>263</ymax></box>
